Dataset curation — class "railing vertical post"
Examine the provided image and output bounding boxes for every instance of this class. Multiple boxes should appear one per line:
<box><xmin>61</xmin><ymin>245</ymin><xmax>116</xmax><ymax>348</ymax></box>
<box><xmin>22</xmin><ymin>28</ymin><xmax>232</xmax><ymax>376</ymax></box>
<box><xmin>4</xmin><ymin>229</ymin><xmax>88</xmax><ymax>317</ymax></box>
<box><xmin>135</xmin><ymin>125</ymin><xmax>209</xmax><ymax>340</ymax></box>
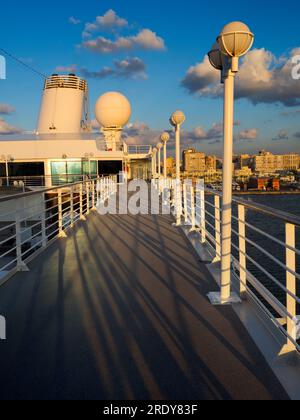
<box><xmin>284</xmin><ymin>223</ymin><xmax>297</xmax><ymax>353</ymax></box>
<box><xmin>183</xmin><ymin>183</ymin><xmax>188</xmax><ymax>224</ymax></box>
<box><xmin>86</xmin><ymin>181</ymin><xmax>90</xmax><ymax>215</ymax></box>
<box><xmin>200</xmin><ymin>182</ymin><xmax>206</xmax><ymax>244</ymax></box>
<box><xmin>79</xmin><ymin>183</ymin><xmax>86</xmax><ymax>221</ymax></box>
<box><xmin>41</xmin><ymin>193</ymin><xmax>47</xmax><ymax>247</ymax></box>
<box><xmin>70</xmin><ymin>186</ymin><xmax>74</xmax><ymax>228</ymax></box>
<box><xmin>190</xmin><ymin>186</ymin><xmax>196</xmax><ymax>232</ymax></box>
<box><xmin>58</xmin><ymin>189</ymin><xmax>67</xmax><ymax>238</ymax></box>
<box><xmin>175</xmin><ymin>180</ymin><xmax>182</xmax><ymax>226</ymax></box>
<box><xmin>91</xmin><ymin>180</ymin><xmax>96</xmax><ymax>210</ymax></box>
<box><xmin>15</xmin><ymin>209</ymin><xmax>29</xmax><ymax>272</ymax></box>
<box><xmin>238</xmin><ymin>204</ymin><xmax>247</xmax><ymax>298</ymax></box>
<box><xmin>214</xmin><ymin>195</ymin><xmax>221</xmax><ymax>263</ymax></box>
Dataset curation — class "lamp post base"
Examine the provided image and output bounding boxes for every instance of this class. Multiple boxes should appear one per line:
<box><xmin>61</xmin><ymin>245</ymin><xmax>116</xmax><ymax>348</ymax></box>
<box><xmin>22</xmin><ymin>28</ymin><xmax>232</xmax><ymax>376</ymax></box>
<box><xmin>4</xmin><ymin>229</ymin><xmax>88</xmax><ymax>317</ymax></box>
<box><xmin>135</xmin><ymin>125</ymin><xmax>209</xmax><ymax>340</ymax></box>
<box><xmin>207</xmin><ymin>292</ymin><xmax>241</xmax><ymax>306</ymax></box>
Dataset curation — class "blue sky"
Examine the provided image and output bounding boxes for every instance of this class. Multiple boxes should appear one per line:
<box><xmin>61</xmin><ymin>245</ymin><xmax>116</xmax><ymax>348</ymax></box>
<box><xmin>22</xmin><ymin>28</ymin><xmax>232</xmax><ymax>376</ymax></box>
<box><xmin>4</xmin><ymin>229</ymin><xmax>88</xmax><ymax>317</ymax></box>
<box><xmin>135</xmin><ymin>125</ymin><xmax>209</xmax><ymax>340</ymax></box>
<box><xmin>0</xmin><ymin>0</ymin><xmax>300</xmax><ymax>156</ymax></box>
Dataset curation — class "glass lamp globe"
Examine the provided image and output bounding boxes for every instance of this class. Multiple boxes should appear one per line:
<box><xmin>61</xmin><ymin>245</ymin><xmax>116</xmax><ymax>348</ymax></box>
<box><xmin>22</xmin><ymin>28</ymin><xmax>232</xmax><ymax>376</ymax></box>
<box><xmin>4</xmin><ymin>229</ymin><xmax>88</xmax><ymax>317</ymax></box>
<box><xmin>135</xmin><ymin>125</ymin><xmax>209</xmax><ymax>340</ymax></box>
<box><xmin>217</xmin><ymin>21</ymin><xmax>254</xmax><ymax>58</ymax></box>
<box><xmin>160</xmin><ymin>132</ymin><xmax>170</xmax><ymax>143</ymax></box>
<box><xmin>170</xmin><ymin>111</ymin><xmax>186</xmax><ymax>127</ymax></box>
<box><xmin>208</xmin><ymin>43</ymin><xmax>223</xmax><ymax>70</ymax></box>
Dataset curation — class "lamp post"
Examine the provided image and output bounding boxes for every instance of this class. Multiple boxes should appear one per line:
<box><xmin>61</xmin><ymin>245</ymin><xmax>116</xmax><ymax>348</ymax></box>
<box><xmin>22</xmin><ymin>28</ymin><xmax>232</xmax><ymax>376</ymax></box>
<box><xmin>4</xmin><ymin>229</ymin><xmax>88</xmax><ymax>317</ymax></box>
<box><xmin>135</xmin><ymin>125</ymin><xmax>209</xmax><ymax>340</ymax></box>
<box><xmin>170</xmin><ymin>111</ymin><xmax>185</xmax><ymax>181</ymax></box>
<box><xmin>170</xmin><ymin>111</ymin><xmax>186</xmax><ymax>226</ymax></box>
<box><xmin>152</xmin><ymin>147</ymin><xmax>158</xmax><ymax>178</ymax></box>
<box><xmin>160</xmin><ymin>132</ymin><xmax>170</xmax><ymax>178</ymax></box>
<box><xmin>208</xmin><ymin>22</ymin><xmax>254</xmax><ymax>305</ymax></box>
<box><xmin>156</xmin><ymin>143</ymin><xmax>163</xmax><ymax>178</ymax></box>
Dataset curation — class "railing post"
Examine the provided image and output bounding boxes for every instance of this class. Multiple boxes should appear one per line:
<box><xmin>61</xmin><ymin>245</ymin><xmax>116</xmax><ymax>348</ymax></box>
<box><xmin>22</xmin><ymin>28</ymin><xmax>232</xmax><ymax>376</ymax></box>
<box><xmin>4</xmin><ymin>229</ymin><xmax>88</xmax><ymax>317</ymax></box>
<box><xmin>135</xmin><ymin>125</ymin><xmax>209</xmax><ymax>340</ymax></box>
<box><xmin>213</xmin><ymin>195</ymin><xmax>221</xmax><ymax>263</ymax></box>
<box><xmin>86</xmin><ymin>181</ymin><xmax>90</xmax><ymax>216</ymax></box>
<box><xmin>41</xmin><ymin>193</ymin><xmax>47</xmax><ymax>248</ymax></box>
<box><xmin>183</xmin><ymin>183</ymin><xmax>188</xmax><ymax>224</ymax></box>
<box><xmin>238</xmin><ymin>204</ymin><xmax>247</xmax><ymax>298</ymax></box>
<box><xmin>70</xmin><ymin>186</ymin><xmax>74</xmax><ymax>228</ymax></box>
<box><xmin>199</xmin><ymin>182</ymin><xmax>206</xmax><ymax>244</ymax></box>
<box><xmin>190</xmin><ymin>186</ymin><xmax>196</xmax><ymax>232</ymax></box>
<box><xmin>174</xmin><ymin>180</ymin><xmax>182</xmax><ymax>226</ymax></box>
<box><xmin>58</xmin><ymin>190</ymin><xmax>67</xmax><ymax>238</ymax></box>
<box><xmin>15</xmin><ymin>210</ymin><xmax>29</xmax><ymax>272</ymax></box>
<box><xmin>79</xmin><ymin>183</ymin><xmax>86</xmax><ymax>221</ymax></box>
<box><xmin>91</xmin><ymin>180</ymin><xmax>96</xmax><ymax>210</ymax></box>
<box><xmin>282</xmin><ymin>223</ymin><xmax>297</xmax><ymax>354</ymax></box>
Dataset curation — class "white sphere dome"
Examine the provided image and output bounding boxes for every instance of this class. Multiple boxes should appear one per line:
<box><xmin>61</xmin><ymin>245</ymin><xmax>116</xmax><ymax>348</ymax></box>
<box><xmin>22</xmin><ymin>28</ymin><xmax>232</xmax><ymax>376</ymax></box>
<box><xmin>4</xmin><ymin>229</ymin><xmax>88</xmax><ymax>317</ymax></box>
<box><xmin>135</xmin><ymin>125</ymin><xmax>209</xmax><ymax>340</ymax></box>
<box><xmin>95</xmin><ymin>92</ymin><xmax>132</xmax><ymax>128</ymax></box>
<box><xmin>161</xmin><ymin>132</ymin><xmax>170</xmax><ymax>143</ymax></box>
<box><xmin>170</xmin><ymin>110</ymin><xmax>186</xmax><ymax>127</ymax></box>
<box><xmin>218</xmin><ymin>22</ymin><xmax>254</xmax><ymax>58</ymax></box>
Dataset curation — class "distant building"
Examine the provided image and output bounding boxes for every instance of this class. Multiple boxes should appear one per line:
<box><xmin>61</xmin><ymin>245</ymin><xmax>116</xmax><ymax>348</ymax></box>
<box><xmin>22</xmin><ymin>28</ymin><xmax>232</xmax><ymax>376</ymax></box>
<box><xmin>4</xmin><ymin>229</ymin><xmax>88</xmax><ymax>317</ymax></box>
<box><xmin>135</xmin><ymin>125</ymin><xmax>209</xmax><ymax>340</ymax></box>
<box><xmin>183</xmin><ymin>149</ymin><xmax>206</xmax><ymax>173</ymax></box>
<box><xmin>248</xmin><ymin>177</ymin><xmax>280</xmax><ymax>191</ymax></box>
<box><xmin>166</xmin><ymin>157</ymin><xmax>175</xmax><ymax>176</ymax></box>
<box><xmin>235</xmin><ymin>166</ymin><xmax>253</xmax><ymax>180</ymax></box>
<box><xmin>205</xmin><ymin>155</ymin><xmax>217</xmax><ymax>171</ymax></box>
<box><xmin>238</xmin><ymin>154</ymin><xmax>252</xmax><ymax>170</ymax></box>
<box><xmin>253</xmin><ymin>151</ymin><xmax>300</xmax><ymax>173</ymax></box>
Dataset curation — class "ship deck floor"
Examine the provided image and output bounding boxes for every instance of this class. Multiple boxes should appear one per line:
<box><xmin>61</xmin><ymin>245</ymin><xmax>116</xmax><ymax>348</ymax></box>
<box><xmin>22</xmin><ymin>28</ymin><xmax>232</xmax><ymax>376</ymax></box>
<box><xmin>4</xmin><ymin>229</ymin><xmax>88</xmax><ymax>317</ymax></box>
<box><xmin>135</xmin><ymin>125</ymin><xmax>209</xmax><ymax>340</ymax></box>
<box><xmin>0</xmin><ymin>210</ymin><xmax>289</xmax><ymax>400</ymax></box>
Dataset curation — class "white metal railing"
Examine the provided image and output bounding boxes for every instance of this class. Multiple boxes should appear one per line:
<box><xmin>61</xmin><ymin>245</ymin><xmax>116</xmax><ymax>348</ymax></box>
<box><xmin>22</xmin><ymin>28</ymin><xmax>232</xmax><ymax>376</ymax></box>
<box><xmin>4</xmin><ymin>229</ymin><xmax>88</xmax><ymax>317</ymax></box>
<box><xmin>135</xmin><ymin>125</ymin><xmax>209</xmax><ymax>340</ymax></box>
<box><xmin>0</xmin><ymin>176</ymin><xmax>117</xmax><ymax>282</ymax></box>
<box><xmin>155</xmin><ymin>178</ymin><xmax>300</xmax><ymax>354</ymax></box>
<box><xmin>0</xmin><ymin>175</ymin><xmax>96</xmax><ymax>189</ymax></box>
<box><xmin>44</xmin><ymin>75</ymin><xmax>87</xmax><ymax>91</ymax></box>
<box><xmin>127</xmin><ymin>145</ymin><xmax>152</xmax><ymax>155</ymax></box>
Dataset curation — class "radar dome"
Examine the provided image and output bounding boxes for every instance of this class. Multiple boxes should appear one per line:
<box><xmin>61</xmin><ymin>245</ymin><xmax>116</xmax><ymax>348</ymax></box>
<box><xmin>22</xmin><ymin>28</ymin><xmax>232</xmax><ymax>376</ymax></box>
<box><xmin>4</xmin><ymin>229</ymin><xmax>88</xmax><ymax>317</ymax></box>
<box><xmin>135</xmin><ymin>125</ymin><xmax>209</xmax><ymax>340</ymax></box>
<box><xmin>95</xmin><ymin>92</ymin><xmax>131</xmax><ymax>128</ymax></box>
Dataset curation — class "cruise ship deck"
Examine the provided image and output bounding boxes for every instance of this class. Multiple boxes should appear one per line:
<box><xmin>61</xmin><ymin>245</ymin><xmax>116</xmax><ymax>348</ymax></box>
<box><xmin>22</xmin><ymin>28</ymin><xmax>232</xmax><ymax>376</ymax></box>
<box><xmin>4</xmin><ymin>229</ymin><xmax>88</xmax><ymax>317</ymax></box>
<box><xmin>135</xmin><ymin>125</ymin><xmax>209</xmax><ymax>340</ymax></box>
<box><xmin>0</xmin><ymin>206</ymin><xmax>290</xmax><ymax>400</ymax></box>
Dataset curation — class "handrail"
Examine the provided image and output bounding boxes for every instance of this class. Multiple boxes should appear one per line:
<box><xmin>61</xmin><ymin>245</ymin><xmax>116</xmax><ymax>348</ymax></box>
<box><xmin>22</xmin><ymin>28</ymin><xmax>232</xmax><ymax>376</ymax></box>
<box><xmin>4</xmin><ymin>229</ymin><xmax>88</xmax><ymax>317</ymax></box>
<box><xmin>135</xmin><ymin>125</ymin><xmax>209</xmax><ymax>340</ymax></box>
<box><xmin>0</xmin><ymin>180</ymin><xmax>88</xmax><ymax>204</ymax></box>
<box><xmin>205</xmin><ymin>187</ymin><xmax>300</xmax><ymax>228</ymax></box>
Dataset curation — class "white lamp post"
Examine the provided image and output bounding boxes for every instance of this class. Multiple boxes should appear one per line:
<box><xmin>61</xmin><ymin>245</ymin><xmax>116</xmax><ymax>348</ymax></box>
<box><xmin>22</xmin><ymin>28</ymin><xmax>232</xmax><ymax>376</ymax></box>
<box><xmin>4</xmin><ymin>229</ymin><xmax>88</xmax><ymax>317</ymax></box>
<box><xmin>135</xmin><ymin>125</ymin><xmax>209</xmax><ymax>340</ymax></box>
<box><xmin>157</xmin><ymin>143</ymin><xmax>163</xmax><ymax>177</ymax></box>
<box><xmin>160</xmin><ymin>132</ymin><xmax>170</xmax><ymax>178</ymax></box>
<box><xmin>170</xmin><ymin>111</ymin><xmax>186</xmax><ymax>226</ymax></box>
<box><xmin>170</xmin><ymin>111</ymin><xmax>185</xmax><ymax>181</ymax></box>
<box><xmin>208</xmin><ymin>22</ymin><xmax>254</xmax><ymax>305</ymax></box>
<box><xmin>152</xmin><ymin>147</ymin><xmax>158</xmax><ymax>178</ymax></box>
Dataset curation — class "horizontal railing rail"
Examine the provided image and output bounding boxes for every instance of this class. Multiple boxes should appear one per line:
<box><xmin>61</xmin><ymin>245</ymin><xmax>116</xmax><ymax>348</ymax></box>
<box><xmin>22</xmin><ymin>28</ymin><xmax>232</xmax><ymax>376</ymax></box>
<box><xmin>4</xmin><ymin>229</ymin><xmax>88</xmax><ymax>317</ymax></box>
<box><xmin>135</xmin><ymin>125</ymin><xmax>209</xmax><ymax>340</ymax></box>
<box><xmin>154</xmin><ymin>177</ymin><xmax>300</xmax><ymax>354</ymax></box>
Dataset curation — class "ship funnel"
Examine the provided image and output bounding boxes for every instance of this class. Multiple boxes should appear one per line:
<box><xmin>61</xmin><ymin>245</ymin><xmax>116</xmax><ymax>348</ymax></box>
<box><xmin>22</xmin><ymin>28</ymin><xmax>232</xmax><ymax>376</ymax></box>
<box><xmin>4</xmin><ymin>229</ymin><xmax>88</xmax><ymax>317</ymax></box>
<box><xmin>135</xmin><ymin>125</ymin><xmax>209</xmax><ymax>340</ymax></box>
<box><xmin>37</xmin><ymin>74</ymin><xmax>91</xmax><ymax>134</ymax></box>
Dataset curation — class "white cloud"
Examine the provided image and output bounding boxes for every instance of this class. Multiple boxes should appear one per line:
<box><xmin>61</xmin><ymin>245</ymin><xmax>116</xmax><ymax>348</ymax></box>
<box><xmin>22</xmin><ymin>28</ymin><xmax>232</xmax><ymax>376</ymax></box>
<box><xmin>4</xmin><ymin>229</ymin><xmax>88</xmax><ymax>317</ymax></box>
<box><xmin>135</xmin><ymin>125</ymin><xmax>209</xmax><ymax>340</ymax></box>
<box><xmin>82</xmin><ymin>29</ymin><xmax>166</xmax><ymax>53</ymax></box>
<box><xmin>69</xmin><ymin>17</ymin><xmax>81</xmax><ymax>25</ymax></box>
<box><xmin>0</xmin><ymin>104</ymin><xmax>15</xmax><ymax>115</ymax></box>
<box><xmin>81</xmin><ymin>57</ymin><xmax>147</xmax><ymax>80</ymax></box>
<box><xmin>237</xmin><ymin>128</ymin><xmax>258</xmax><ymax>141</ymax></box>
<box><xmin>124</xmin><ymin>122</ymin><xmax>160</xmax><ymax>145</ymax></box>
<box><xmin>272</xmin><ymin>129</ymin><xmax>289</xmax><ymax>141</ymax></box>
<box><xmin>83</xmin><ymin>9</ymin><xmax>128</xmax><ymax>38</ymax></box>
<box><xmin>0</xmin><ymin>119</ymin><xmax>21</xmax><ymax>135</ymax></box>
<box><xmin>55</xmin><ymin>65</ymin><xmax>77</xmax><ymax>73</ymax></box>
<box><xmin>182</xmin><ymin>121</ymin><xmax>240</xmax><ymax>143</ymax></box>
<box><xmin>182</xmin><ymin>47</ymin><xmax>300</xmax><ymax>107</ymax></box>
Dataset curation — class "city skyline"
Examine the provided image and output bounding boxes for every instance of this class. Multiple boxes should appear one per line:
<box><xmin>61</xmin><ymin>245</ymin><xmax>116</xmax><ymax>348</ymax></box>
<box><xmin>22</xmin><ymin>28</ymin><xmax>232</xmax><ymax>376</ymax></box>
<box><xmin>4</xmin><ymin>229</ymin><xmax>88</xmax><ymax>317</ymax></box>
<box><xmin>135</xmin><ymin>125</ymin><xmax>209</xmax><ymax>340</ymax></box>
<box><xmin>0</xmin><ymin>0</ymin><xmax>300</xmax><ymax>156</ymax></box>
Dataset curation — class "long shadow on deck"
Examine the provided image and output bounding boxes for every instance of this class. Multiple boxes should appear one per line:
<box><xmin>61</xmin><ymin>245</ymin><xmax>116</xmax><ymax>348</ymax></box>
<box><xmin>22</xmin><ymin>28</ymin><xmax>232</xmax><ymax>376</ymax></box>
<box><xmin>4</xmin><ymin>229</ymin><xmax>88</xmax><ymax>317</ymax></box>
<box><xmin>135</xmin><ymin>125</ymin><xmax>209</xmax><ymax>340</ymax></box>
<box><xmin>0</xmin><ymin>211</ymin><xmax>289</xmax><ymax>400</ymax></box>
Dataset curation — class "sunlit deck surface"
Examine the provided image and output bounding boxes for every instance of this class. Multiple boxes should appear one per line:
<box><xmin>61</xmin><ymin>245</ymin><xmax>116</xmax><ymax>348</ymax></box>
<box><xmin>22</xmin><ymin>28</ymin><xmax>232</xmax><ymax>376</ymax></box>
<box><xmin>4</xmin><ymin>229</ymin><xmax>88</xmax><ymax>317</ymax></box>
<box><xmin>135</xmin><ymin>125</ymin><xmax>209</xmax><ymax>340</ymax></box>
<box><xmin>0</xmin><ymin>210</ymin><xmax>289</xmax><ymax>400</ymax></box>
